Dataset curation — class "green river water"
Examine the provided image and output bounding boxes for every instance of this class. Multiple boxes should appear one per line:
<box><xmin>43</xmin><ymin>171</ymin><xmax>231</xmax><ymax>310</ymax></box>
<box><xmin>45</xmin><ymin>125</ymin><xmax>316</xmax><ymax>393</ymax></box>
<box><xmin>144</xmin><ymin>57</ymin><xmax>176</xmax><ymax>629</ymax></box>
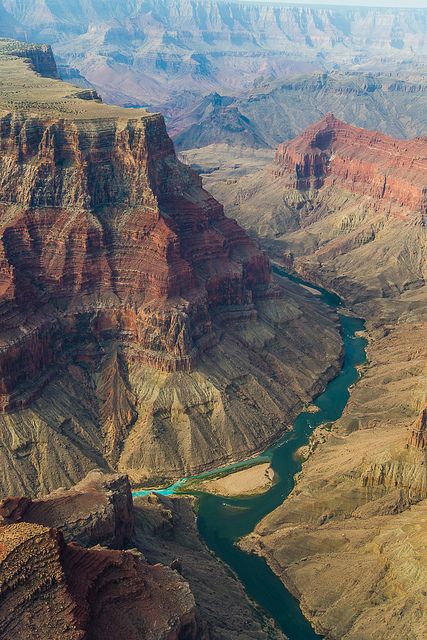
<box><xmin>134</xmin><ymin>267</ymin><xmax>368</xmax><ymax>639</ymax></box>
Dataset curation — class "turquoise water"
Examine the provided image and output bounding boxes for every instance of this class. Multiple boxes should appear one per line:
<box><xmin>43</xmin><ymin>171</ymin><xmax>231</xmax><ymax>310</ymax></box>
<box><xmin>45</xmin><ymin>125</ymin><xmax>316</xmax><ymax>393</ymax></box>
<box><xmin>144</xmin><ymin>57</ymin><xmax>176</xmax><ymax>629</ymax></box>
<box><xmin>133</xmin><ymin>268</ymin><xmax>368</xmax><ymax>639</ymax></box>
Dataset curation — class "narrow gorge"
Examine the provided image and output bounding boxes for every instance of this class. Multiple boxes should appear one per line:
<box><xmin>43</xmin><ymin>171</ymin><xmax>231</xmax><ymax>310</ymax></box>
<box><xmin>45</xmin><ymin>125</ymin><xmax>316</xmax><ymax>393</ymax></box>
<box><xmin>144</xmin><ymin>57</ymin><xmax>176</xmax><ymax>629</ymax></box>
<box><xmin>204</xmin><ymin>114</ymin><xmax>427</xmax><ymax>639</ymax></box>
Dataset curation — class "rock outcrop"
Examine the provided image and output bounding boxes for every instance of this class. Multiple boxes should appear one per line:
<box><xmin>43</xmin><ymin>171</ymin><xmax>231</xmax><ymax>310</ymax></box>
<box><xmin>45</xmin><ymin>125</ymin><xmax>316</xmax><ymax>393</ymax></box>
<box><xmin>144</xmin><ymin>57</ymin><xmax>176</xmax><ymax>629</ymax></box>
<box><xmin>0</xmin><ymin>38</ymin><xmax>59</xmax><ymax>77</ymax></box>
<box><xmin>0</xmin><ymin>470</ymin><xmax>134</xmax><ymax>547</ymax></box>
<box><xmin>273</xmin><ymin>113</ymin><xmax>427</xmax><ymax>214</ymax></box>
<box><xmin>215</xmin><ymin>116</ymin><xmax>427</xmax><ymax>304</ymax></box>
<box><xmin>0</xmin><ymin>473</ymin><xmax>200</xmax><ymax>640</ymax></box>
<box><xmin>0</xmin><ymin>41</ymin><xmax>342</xmax><ymax>494</ymax></box>
<box><xmin>409</xmin><ymin>407</ymin><xmax>427</xmax><ymax>450</ymax></box>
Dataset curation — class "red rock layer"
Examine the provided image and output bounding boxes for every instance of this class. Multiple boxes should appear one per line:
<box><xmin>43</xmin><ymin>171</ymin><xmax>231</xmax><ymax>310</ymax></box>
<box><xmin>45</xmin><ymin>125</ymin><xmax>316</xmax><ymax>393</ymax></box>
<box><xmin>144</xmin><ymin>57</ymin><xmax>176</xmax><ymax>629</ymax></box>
<box><xmin>409</xmin><ymin>407</ymin><xmax>427</xmax><ymax>450</ymax></box>
<box><xmin>0</xmin><ymin>472</ymin><xmax>200</xmax><ymax>640</ymax></box>
<box><xmin>273</xmin><ymin>113</ymin><xmax>427</xmax><ymax>213</ymax></box>
<box><xmin>0</xmin><ymin>471</ymin><xmax>134</xmax><ymax>548</ymax></box>
<box><xmin>0</xmin><ymin>523</ymin><xmax>199</xmax><ymax>640</ymax></box>
<box><xmin>0</xmin><ymin>109</ymin><xmax>270</xmax><ymax>410</ymax></box>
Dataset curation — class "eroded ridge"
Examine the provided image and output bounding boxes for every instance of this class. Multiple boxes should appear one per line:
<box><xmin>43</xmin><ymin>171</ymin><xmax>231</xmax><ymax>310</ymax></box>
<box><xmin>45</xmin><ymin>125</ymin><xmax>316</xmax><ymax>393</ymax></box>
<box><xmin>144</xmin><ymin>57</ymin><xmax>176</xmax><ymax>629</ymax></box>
<box><xmin>273</xmin><ymin>113</ymin><xmax>427</xmax><ymax>216</ymax></box>
<box><xmin>0</xmin><ymin>471</ymin><xmax>200</xmax><ymax>640</ymax></box>
<box><xmin>0</xmin><ymin>41</ymin><xmax>342</xmax><ymax>492</ymax></box>
<box><xmin>0</xmin><ymin>39</ymin><xmax>270</xmax><ymax>408</ymax></box>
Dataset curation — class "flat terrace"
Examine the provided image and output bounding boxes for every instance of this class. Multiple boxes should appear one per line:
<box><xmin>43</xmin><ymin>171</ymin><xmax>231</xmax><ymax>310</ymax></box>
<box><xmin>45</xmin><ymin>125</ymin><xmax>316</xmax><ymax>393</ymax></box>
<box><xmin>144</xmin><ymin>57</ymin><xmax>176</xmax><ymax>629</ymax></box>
<box><xmin>0</xmin><ymin>38</ymin><xmax>154</xmax><ymax>122</ymax></box>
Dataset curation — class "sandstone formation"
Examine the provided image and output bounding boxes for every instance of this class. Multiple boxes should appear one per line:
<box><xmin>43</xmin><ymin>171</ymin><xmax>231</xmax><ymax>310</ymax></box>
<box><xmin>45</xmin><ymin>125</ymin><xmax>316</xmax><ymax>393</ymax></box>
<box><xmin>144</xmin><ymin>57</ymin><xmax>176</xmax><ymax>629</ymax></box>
<box><xmin>409</xmin><ymin>407</ymin><xmax>427</xmax><ymax>450</ymax></box>
<box><xmin>273</xmin><ymin>113</ymin><xmax>427</xmax><ymax>212</ymax></box>
<box><xmin>0</xmin><ymin>470</ymin><xmax>285</xmax><ymax>640</ymax></box>
<box><xmin>220</xmin><ymin>118</ymin><xmax>427</xmax><ymax>639</ymax></box>
<box><xmin>0</xmin><ymin>41</ymin><xmax>342</xmax><ymax>495</ymax></box>
<box><xmin>0</xmin><ymin>473</ymin><xmax>201</xmax><ymax>640</ymax></box>
<box><xmin>242</xmin><ymin>324</ymin><xmax>427</xmax><ymax>640</ymax></box>
<box><xmin>216</xmin><ymin>116</ymin><xmax>427</xmax><ymax>303</ymax></box>
<box><xmin>0</xmin><ymin>470</ymin><xmax>134</xmax><ymax>548</ymax></box>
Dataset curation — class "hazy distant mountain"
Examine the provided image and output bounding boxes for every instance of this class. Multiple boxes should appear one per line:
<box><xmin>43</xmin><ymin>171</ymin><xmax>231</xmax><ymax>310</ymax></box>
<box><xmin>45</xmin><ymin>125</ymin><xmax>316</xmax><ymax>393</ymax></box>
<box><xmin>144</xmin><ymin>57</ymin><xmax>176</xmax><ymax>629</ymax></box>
<box><xmin>173</xmin><ymin>72</ymin><xmax>427</xmax><ymax>149</ymax></box>
<box><xmin>1</xmin><ymin>0</ymin><xmax>427</xmax><ymax>112</ymax></box>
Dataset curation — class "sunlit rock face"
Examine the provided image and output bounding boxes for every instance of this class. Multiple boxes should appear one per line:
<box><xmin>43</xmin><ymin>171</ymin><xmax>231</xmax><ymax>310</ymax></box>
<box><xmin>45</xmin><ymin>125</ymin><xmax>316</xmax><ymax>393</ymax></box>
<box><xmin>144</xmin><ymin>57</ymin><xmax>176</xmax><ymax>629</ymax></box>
<box><xmin>274</xmin><ymin>113</ymin><xmax>427</xmax><ymax>214</ymax></box>
<box><xmin>0</xmin><ymin>107</ymin><xmax>270</xmax><ymax>408</ymax></box>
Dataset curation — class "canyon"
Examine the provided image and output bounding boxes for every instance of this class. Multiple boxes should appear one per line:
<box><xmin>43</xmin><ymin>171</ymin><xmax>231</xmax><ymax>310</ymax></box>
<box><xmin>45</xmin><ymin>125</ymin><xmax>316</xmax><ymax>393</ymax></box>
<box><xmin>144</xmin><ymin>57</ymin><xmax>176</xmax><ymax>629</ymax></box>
<box><xmin>0</xmin><ymin>469</ymin><xmax>285</xmax><ymax>639</ymax></box>
<box><xmin>0</xmin><ymin>39</ymin><xmax>343</xmax><ymax>498</ymax></box>
<box><xmin>1</xmin><ymin>0</ymin><xmax>427</xmax><ymax>123</ymax></box>
<box><xmin>0</xmin><ymin>6</ymin><xmax>426</xmax><ymax>637</ymax></box>
<box><xmin>0</xmin><ymin>471</ymin><xmax>200</xmax><ymax>640</ymax></box>
<box><xmin>206</xmin><ymin>115</ymin><xmax>427</xmax><ymax>639</ymax></box>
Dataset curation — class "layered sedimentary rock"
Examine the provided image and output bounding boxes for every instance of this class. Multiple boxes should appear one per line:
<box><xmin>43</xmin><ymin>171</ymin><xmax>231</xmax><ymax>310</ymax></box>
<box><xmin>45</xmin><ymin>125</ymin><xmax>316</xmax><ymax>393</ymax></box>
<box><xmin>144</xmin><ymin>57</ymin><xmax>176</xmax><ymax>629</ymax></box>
<box><xmin>0</xmin><ymin>470</ymin><xmax>134</xmax><ymax>547</ymax></box>
<box><xmin>409</xmin><ymin>407</ymin><xmax>427</xmax><ymax>450</ymax></box>
<box><xmin>273</xmin><ymin>113</ymin><xmax>427</xmax><ymax>213</ymax></box>
<box><xmin>216</xmin><ymin>115</ymin><xmax>427</xmax><ymax>301</ymax></box>
<box><xmin>242</xmin><ymin>324</ymin><xmax>427</xmax><ymax>640</ymax></box>
<box><xmin>0</xmin><ymin>42</ymin><xmax>342</xmax><ymax>495</ymax></box>
<box><xmin>0</xmin><ymin>473</ymin><xmax>200</xmax><ymax>640</ymax></box>
<box><xmin>219</xmin><ymin>118</ymin><xmax>427</xmax><ymax>639</ymax></box>
<box><xmin>2</xmin><ymin>0</ymin><xmax>427</xmax><ymax>116</ymax></box>
<box><xmin>0</xmin><ymin>38</ymin><xmax>59</xmax><ymax>77</ymax></box>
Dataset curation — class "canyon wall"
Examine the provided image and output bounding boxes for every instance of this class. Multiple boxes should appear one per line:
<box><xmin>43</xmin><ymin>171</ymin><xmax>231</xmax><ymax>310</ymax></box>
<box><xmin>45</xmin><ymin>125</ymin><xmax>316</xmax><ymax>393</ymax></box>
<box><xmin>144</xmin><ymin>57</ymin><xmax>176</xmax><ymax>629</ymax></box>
<box><xmin>273</xmin><ymin>113</ymin><xmax>427</xmax><ymax>214</ymax></box>
<box><xmin>0</xmin><ymin>41</ymin><xmax>342</xmax><ymax>494</ymax></box>
<box><xmin>0</xmin><ymin>469</ymin><xmax>285</xmax><ymax>640</ymax></box>
<box><xmin>0</xmin><ymin>472</ymin><xmax>201</xmax><ymax>640</ymax></box>
<box><xmin>219</xmin><ymin>118</ymin><xmax>427</xmax><ymax>639</ymax></box>
<box><xmin>0</xmin><ymin>37</ymin><xmax>270</xmax><ymax>399</ymax></box>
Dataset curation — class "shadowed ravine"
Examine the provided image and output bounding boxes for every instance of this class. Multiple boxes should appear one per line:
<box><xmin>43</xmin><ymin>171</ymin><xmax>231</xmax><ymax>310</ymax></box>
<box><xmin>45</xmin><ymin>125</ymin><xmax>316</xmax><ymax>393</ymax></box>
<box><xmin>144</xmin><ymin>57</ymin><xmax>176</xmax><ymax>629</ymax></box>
<box><xmin>134</xmin><ymin>267</ymin><xmax>368</xmax><ymax>639</ymax></box>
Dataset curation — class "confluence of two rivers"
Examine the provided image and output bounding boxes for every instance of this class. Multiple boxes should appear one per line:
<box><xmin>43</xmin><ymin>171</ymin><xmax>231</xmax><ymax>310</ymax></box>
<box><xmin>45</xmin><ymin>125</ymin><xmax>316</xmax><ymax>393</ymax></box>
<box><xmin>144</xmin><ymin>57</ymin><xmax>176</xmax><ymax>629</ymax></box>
<box><xmin>134</xmin><ymin>267</ymin><xmax>368</xmax><ymax>639</ymax></box>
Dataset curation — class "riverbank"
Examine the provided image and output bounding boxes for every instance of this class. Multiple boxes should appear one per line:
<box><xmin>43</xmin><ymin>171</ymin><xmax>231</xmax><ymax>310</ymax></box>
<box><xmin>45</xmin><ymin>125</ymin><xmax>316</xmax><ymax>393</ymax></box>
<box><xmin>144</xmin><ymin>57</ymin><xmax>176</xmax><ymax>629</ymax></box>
<box><xmin>183</xmin><ymin>462</ymin><xmax>275</xmax><ymax>497</ymax></box>
<box><xmin>188</xmin><ymin>270</ymin><xmax>368</xmax><ymax>640</ymax></box>
<box><xmin>131</xmin><ymin>269</ymin><xmax>368</xmax><ymax>640</ymax></box>
<box><xmin>239</xmin><ymin>271</ymin><xmax>427</xmax><ymax>639</ymax></box>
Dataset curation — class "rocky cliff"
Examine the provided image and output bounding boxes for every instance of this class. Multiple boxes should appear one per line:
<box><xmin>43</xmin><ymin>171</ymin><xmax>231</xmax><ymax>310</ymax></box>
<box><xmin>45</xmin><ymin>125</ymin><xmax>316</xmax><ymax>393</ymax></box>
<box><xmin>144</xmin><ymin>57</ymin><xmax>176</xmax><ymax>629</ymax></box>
<box><xmin>273</xmin><ymin>113</ymin><xmax>427</xmax><ymax>213</ymax></box>
<box><xmin>134</xmin><ymin>493</ymin><xmax>285</xmax><ymax>639</ymax></box>
<box><xmin>0</xmin><ymin>470</ymin><xmax>134</xmax><ymax>548</ymax></box>
<box><xmin>0</xmin><ymin>472</ymin><xmax>201</xmax><ymax>640</ymax></box>
<box><xmin>0</xmin><ymin>41</ymin><xmax>342</xmax><ymax>495</ymax></box>
<box><xmin>409</xmin><ymin>407</ymin><xmax>427</xmax><ymax>450</ymax></box>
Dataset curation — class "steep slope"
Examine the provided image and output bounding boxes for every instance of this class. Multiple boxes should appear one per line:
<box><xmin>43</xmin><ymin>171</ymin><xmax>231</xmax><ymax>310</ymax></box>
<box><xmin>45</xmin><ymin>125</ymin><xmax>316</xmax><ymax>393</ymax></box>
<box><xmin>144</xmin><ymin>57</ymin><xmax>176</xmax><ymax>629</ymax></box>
<box><xmin>227</xmin><ymin>118</ymin><xmax>427</xmax><ymax>639</ymax></box>
<box><xmin>0</xmin><ymin>472</ymin><xmax>200</xmax><ymax>640</ymax></box>
<box><xmin>1</xmin><ymin>1</ymin><xmax>427</xmax><ymax>112</ymax></box>
<box><xmin>220</xmin><ymin>114</ymin><xmax>427</xmax><ymax>297</ymax></box>
<box><xmin>0</xmin><ymin>41</ymin><xmax>342</xmax><ymax>496</ymax></box>
<box><xmin>134</xmin><ymin>493</ymin><xmax>285</xmax><ymax>640</ymax></box>
<box><xmin>0</xmin><ymin>470</ymin><xmax>285</xmax><ymax>639</ymax></box>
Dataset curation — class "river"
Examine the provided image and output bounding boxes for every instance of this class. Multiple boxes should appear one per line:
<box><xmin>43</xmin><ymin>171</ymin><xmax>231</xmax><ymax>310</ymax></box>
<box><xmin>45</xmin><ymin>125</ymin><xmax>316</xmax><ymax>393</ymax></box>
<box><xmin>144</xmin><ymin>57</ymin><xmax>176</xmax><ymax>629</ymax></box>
<box><xmin>134</xmin><ymin>267</ymin><xmax>368</xmax><ymax>639</ymax></box>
